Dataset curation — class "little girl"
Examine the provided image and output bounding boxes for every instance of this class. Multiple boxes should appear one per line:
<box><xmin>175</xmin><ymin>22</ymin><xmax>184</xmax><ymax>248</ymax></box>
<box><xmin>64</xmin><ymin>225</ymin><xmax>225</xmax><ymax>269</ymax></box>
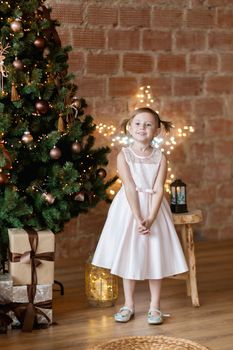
<box><xmin>92</xmin><ymin>107</ymin><xmax>188</xmax><ymax>325</ymax></box>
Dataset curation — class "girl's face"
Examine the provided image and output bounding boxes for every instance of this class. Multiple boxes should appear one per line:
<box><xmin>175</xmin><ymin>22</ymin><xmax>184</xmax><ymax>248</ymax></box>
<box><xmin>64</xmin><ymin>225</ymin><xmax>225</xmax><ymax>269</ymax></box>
<box><xmin>129</xmin><ymin>112</ymin><xmax>159</xmax><ymax>143</ymax></box>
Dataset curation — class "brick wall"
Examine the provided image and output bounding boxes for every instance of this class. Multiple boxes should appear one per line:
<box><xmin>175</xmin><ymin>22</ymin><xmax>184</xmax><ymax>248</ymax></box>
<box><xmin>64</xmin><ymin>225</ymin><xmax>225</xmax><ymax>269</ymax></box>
<box><xmin>46</xmin><ymin>0</ymin><xmax>233</xmax><ymax>262</ymax></box>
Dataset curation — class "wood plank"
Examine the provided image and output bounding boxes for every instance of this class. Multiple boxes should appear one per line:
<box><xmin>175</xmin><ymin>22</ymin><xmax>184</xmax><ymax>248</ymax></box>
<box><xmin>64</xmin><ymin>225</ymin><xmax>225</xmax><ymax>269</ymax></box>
<box><xmin>1</xmin><ymin>240</ymin><xmax>233</xmax><ymax>350</ymax></box>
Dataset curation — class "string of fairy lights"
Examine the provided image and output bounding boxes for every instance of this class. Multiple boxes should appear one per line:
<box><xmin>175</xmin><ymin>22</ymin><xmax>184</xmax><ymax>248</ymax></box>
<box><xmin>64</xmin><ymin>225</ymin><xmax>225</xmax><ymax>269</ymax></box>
<box><xmin>96</xmin><ymin>86</ymin><xmax>195</xmax><ymax>196</ymax></box>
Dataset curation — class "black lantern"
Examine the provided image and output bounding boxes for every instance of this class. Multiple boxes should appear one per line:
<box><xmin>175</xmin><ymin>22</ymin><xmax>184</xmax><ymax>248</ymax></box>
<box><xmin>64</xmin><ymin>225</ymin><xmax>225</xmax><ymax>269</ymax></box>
<box><xmin>170</xmin><ymin>179</ymin><xmax>188</xmax><ymax>213</ymax></box>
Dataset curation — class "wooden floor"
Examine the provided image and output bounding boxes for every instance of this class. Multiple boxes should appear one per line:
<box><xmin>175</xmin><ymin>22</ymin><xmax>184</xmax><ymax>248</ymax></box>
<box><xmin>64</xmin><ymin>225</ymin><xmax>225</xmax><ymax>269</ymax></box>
<box><xmin>1</xmin><ymin>240</ymin><xmax>233</xmax><ymax>350</ymax></box>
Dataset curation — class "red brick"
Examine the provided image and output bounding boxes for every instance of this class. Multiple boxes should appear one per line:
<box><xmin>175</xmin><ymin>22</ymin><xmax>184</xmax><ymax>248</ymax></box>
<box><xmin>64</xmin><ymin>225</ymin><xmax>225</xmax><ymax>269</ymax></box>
<box><xmin>56</xmin><ymin>27</ymin><xmax>72</xmax><ymax>46</ymax></box>
<box><xmin>190</xmin><ymin>0</ymin><xmax>207</xmax><ymax>6</ymax></box>
<box><xmin>217</xmin><ymin>9</ymin><xmax>233</xmax><ymax>28</ymax></box>
<box><xmin>123</xmin><ymin>53</ymin><xmax>154</xmax><ymax>73</ymax></box>
<box><xmin>169</xmin><ymin>143</ymin><xmax>185</xmax><ymax>162</ymax></box>
<box><xmin>208</xmin><ymin>32</ymin><xmax>233</xmax><ymax>50</ymax></box>
<box><xmin>206</xmin><ymin>76</ymin><xmax>233</xmax><ymax>94</ymax></box>
<box><xmin>201</xmin><ymin>227</ymin><xmax>218</xmax><ymax>240</ymax></box>
<box><xmin>119</xmin><ymin>7</ymin><xmax>150</xmax><ymax>27</ymax></box>
<box><xmin>75</xmin><ymin>78</ymin><xmax>105</xmax><ymax>97</ymax></box>
<box><xmin>145</xmin><ymin>0</ymin><xmax>187</xmax><ymax>6</ymax></box>
<box><xmin>152</xmin><ymin>9</ymin><xmax>183</xmax><ymax>28</ymax></box>
<box><xmin>160</xmin><ymin>99</ymin><xmax>192</xmax><ymax>120</ymax></box>
<box><xmin>109</xmin><ymin>77</ymin><xmax>138</xmax><ymax>97</ymax></box>
<box><xmin>207</xmin><ymin>205</ymin><xmax>232</xmax><ymax>225</ymax></box>
<box><xmin>87</xmin><ymin>54</ymin><xmax>119</xmax><ymax>74</ymax></box>
<box><xmin>72</xmin><ymin>29</ymin><xmax>105</xmax><ymax>49</ymax></box>
<box><xmin>215</xmin><ymin>140</ymin><xmax>233</xmax><ymax>157</ymax></box>
<box><xmin>108</xmin><ymin>30</ymin><xmax>139</xmax><ymax>50</ymax></box>
<box><xmin>194</xmin><ymin>97</ymin><xmax>224</xmax><ymax>116</ymax></box>
<box><xmin>143</xmin><ymin>30</ymin><xmax>172</xmax><ymax>51</ymax></box>
<box><xmin>189</xmin><ymin>184</ymin><xmax>216</xmax><ymax>205</ymax></box>
<box><xmin>217</xmin><ymin>183</ymin><xmax>233</xmax><ymax>201</ymax></box>
<box><xmin>68</xmin><ymin>51</ymin><xmax>84</xmax><ymax>73</ymax></box>
<box><xmin>189</xmin><ymin>141</ymin><xmax>215</xmax><ymax>160</ymax></box>
<box><xmin>87</xmin><ymin>5</ymin><xmax>118</xmax><ymax>26</ymax></box>
<box><xmin>205</xmin><ymin>118</ymin><xmax>233</xmax><ymax>137</ymax></box>
<box><xmin>208</xmin><ymin>0</ymin><xmax>233</xmax><ymax>6</ymax></box>
<box><xmin>179</xmin><ymin>163</ymin><xmax>204</xmax><ymax>184</ymax></box>
<box><xmin>157</xmin><ymin>54</ymin><xmax>186</xmax><ymax>72</ymax></box>
<box><xmin>189</xmin><ymin>53</ymin><xmax>218</xmax><ymax>72</ymax></box>
<box><xmin>204</xmin><ymin>161</ymin><xmax>232</xmax><ymax>181</ymax></box>
<box><xmin>94</xmin><ymin>98</ymin><xmax>128</xmax><ymax>122</ymax></box>
<box><xmin>141</xmin><ymin>77</ymin><xmax>172</xmax><ymax>96</ymax></box>
<box><xmin>210</xmin><ymin>81</ymin><xmax>228</xmax><ymax>101</ymax></box>
<box><xmin>51</xmin><ymin>3</ymin><xmax>83</xmax><ymax>24</ymax></box>
<box><xmin>220</xmin><ymin>53</ymin><xmax>233</xmax><ymax>71</ymax></box>
<box><xmin>175</xmin><ymin>31</ymin><xmax>206</xmax><ymax>51</ymax></box>
<box><xmin>174</xmin><ymin>77</ymin><xmax>202</xmax><ymax>96</ymax></box>
<box><xmin>186</xmin><ymin>8</ymin><xmax>216</xmax><ymax>28</ymax></box>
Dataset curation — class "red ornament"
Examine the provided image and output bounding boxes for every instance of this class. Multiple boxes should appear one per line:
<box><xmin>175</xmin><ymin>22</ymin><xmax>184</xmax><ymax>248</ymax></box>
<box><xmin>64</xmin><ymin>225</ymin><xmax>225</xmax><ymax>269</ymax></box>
<box><xmin>50</xmin><ymin>146</ymin><xmax>62</xmax><ymax>160</ymax></box>
<box><xmin>96</xmin><ymin>168</ymin><xmax>107</xmax><ymax>179</ymax></box>
<box><xmin>34</xmin><ymin>37</ymin><xmax>46</xmax><ymax>49</ymax></box>
<box><xmin>35</xmin><ymin>100</ymin><xmax>49</xmax><ymax>114</ymax></box>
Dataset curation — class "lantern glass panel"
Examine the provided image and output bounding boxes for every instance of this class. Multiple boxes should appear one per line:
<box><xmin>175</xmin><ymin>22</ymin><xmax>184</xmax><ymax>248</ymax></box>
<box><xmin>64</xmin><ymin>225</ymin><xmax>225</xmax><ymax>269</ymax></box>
<box><xmin>85</xmin><ymin>260</ymin><xmax>118</xmax><ymax>307</ymax></box>
<box><xmin>170</xmin><ymin>179</ymin><xmax>188</xmax><ymax>213</ymax></box>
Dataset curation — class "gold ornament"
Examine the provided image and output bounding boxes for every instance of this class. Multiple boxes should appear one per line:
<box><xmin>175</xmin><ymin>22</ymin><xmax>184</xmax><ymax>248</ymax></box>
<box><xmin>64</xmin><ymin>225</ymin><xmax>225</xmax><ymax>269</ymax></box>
<box><xmin>11</xmin><ymin>82</ymin><xmax>20</xmax><ymax>101</ymax></box>
<box><xmin>58</xmin><ymin>114</ymin><xmax>65</xmax><ymax>132</ymax></box>
<box><xmin>0</xmin><ymin>140</ymin><xmax>12</xmax><ymax>169</ymax></box>
<box><xmin>71</xmin><ymin>141</ymin><xmax>82</xmax><ymax>154</ymax></box>
<box><xmin>0</xmin><ymin>170</ymin><xmax>8</xmax><ymax>185</ymax></box>
<box><xmin>21</xmin><ymin>131</ymin><xmax>33</xmax><ymax>144</ymax></box>
<box><xmin>96</xmin><ymin>168</ymin><xmax>107</xmax><ymax>179</ymax></box>
<box><xmin>42</xmin><ymin>192</ymin><xmax>55</xmax><ymax>204</ymax></box>
<box><xmin>50</xmin><ymin>146</ymin><xmax>61</xmax><ymax>160</ymax></box>
<box><xmin>10</xmin><ymin>19</ymin><xmax>22</xmax><ymax>32</ymax></box>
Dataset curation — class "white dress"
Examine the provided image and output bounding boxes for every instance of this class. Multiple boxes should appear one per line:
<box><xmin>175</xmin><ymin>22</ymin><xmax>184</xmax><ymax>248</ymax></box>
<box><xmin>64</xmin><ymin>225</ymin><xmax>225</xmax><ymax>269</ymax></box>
<box><xmin>92</xmin><ymin>146</ymin><xmax>188</xmax><ymax>280</ymax></box>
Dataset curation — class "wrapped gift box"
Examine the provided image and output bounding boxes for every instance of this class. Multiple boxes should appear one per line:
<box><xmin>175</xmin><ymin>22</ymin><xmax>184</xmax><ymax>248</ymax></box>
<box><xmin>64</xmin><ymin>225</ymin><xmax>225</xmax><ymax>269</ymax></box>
<box><xmin>0</xmin><ymin>273</ymin><xmax>13</xmax><ymax>303</ymax></box>
<box><xmin>8</xmin><ymin>228</ymin><xmax>55</xmax><ymax>285</ymax></box>
<box><xmin>8</xmin><ymin>284</ymin><xmax>53</xmax><ymax>328</ymax></box>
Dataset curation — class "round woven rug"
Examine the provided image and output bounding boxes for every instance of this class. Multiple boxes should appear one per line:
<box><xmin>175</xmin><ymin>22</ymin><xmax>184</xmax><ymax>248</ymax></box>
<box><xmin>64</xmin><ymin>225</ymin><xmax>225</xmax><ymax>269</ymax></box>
<box><xmin>91</xmin><ymin>335</ymin><xmax>210</xmax><ymax>350</ymax></box>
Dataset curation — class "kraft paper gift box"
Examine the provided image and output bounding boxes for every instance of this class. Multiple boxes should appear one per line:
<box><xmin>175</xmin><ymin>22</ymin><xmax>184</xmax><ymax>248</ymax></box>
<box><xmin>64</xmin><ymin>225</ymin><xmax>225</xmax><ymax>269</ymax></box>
<box><xmin>8</xmin><ymin>284</ymin><xmax>53</xmax><ymax>329</ymax></box>
<box><xmin>0</xmin><ymin>273</ymin><xmax>13</xmax><ymax>303</ymax></box>
<box><xmin>8</xmin><ymin>228</ymin><xmax>55</xmax><ymax>286</ymax></box>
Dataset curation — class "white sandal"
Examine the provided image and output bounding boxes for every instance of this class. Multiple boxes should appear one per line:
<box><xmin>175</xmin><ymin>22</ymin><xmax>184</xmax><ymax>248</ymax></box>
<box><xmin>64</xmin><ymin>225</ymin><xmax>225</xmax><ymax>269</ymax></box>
<box><xmin>147</xmin><ymin>308</ymin><xmax>170</xmax><ymax>325</ymax></box>
<box><xmin>114</xmin><ymin>306</ymin><xmax>134</xmax><ymax>323</ymax></box>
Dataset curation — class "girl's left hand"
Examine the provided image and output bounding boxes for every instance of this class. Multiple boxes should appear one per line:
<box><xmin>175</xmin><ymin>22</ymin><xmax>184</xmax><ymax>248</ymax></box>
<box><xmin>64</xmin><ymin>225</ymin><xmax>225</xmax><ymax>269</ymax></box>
<box><xmin>138</xmin><ymin>220</ymin><xmax>150</xmax><ymax>235</ymax></box>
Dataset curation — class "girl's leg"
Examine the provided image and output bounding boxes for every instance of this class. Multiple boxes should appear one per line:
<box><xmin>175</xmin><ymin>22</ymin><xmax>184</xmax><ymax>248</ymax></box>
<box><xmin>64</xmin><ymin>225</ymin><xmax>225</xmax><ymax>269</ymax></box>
<box><xmin>123</xmin><ymin>278</ymin><xmax>136</xmax><ymax>310</ymax></box>
<box><xmin>148</xmin><ymin>279</ymin><xmax>162</xmax><ymax>313</ymax></box>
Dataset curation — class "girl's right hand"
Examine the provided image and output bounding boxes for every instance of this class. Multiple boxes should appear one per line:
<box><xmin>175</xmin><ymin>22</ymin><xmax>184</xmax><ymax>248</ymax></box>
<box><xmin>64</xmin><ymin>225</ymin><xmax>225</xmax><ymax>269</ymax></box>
<box><xmin>137</xmin><ymin>219</ymin><xmax>150</xmax><ymax>235</ymax></box>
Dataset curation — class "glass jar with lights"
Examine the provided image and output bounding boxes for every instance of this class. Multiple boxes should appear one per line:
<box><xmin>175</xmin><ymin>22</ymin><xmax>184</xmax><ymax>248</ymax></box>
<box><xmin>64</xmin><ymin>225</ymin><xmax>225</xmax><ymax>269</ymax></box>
<box><xmin>85</xmin><ymin>256</ymin><xmax>118</xmax><ymax>307</ymax></box>
<box><xmin>170</xmin><ymin>179</ymin><xmax>188</xmax><ymax>213</ymax></box>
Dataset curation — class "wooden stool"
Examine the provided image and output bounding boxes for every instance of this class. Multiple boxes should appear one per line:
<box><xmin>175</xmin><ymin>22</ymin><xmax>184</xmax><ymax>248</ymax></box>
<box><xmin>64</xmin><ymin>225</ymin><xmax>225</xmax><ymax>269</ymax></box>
<box><xmin>172</xmin><ymin>209</ymin><xmax>203</xmax><ymax>307</ymax></box>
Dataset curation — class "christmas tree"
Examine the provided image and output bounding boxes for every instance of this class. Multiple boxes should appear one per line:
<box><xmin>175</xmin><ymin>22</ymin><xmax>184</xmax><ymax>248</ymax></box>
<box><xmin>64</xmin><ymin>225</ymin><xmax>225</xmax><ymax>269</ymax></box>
<box><xmin>0</xmin><ymin>1</ymin><xmax>114</xmax><ymax>263</ymax></box>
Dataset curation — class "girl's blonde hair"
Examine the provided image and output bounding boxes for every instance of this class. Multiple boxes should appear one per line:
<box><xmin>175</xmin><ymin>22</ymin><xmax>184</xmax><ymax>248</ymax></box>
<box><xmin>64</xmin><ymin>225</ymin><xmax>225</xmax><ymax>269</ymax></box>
<box><xmin>121</xmin><ymin>107</ymin><xmax>173</xmax><ymax>134</ymax></box>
